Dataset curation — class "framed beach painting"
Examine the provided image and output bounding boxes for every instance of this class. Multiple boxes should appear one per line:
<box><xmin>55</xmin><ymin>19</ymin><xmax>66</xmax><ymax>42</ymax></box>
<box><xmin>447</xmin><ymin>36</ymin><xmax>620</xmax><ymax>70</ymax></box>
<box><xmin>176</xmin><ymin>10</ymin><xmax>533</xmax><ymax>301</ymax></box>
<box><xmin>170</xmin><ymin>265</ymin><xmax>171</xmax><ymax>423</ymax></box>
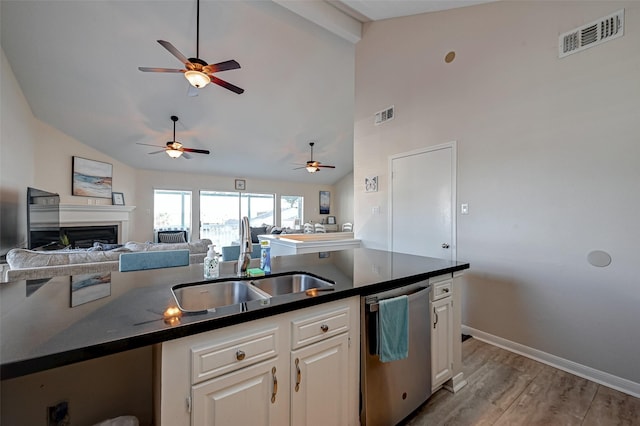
<box><xmin>72</xmin><ymin>156</ymin><xmax>113</xmax><ymax>198</ymax></box>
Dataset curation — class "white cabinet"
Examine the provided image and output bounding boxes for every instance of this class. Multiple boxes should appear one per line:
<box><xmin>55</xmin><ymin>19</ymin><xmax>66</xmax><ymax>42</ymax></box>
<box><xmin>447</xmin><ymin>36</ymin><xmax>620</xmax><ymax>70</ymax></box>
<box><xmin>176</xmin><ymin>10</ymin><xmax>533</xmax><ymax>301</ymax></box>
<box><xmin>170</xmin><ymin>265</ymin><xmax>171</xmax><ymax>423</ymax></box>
<box><xmin>192</xmin><ymin>358</ymin><xmax>282</xmax><ymax>426</ymax></box>
<box><xmin>156</xmin><ymin>297</ymin><xmax>359</xmax><ymax>426</ymax></box>
<box><xmin>291</xmin><ymin>334</ymin><xmax>349</xmax><ymax>426</ymax></box>
<box><xmin>430</xmin><ymin>276</ymin><xmax>454</xmax><ymax>391</ymax></box>
<box><xmin>289</xmin><ymin>303</ymin><xmax>353</xmax><ymax>426</ymax></box>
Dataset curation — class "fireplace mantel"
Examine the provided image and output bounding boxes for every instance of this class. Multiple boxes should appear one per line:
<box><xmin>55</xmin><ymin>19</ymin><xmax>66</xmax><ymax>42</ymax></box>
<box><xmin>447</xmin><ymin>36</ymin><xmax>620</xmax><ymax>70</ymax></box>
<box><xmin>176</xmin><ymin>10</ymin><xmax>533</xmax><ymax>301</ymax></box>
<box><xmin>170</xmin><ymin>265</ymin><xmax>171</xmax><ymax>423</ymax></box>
<box><xmin>60</xmin><ymin>204</ymin><xmax>136</xmax><ymax>242</ymax></box>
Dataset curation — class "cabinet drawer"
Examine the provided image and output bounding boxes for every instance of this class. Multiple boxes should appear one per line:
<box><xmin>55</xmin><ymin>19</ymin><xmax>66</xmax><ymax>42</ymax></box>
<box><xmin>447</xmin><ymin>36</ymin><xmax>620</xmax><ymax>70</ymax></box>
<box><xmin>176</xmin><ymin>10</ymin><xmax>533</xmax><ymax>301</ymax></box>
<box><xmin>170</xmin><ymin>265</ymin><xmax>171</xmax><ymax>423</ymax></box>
<box><xmin>191</xmin><ymin>327</ymin><xmax>279</xmax><ymax>384</ymax></box>
<box><xmin>291</xmin><ymin>306</ymin><xmax>350</xmax><ymax>350</ymax></box>
<box><xmin>431</xmin><ymin>279</ymin><xmax>452</xmax><ymax>301</ymax></box>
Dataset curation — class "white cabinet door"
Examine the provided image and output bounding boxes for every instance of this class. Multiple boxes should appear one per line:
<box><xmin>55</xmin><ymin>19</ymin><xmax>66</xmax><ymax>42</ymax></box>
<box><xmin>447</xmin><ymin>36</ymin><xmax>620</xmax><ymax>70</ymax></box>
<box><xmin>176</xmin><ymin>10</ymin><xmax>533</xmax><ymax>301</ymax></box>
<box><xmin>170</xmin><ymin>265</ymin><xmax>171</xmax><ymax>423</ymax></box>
<box><xmin>431</xmin><ymin>296</ymin><xmax>454</xmax><ymax>390</ymax></box>
<box><xmin>192</xmin><ymin>358</ymin><xmax>286</xmax><ymax>426</ymax></box>
<box><xmin>291</xmin><ymin>333</ymin><xmax>349</xmax><ymax>426</ymax></box>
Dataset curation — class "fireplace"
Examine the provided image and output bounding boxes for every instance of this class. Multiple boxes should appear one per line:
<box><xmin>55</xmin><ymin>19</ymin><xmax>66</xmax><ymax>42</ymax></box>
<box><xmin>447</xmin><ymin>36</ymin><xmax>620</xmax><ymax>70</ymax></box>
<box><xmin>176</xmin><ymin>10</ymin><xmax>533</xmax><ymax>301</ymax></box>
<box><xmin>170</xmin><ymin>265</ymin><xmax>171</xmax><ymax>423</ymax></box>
<box><xmin>61</xmin><ymin>225</ymin><xmax>118</xmax><ymax>249</ymax></box>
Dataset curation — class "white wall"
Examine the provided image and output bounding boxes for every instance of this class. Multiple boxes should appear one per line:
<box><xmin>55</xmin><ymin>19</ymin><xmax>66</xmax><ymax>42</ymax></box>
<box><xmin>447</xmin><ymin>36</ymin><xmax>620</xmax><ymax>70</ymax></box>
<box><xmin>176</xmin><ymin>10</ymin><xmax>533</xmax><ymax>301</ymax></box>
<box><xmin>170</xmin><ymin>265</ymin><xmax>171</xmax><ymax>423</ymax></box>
<box><xmin>1</xmin><ymin>49</ymin><xmax>36</xmax><ymax>255</ymax></box>
<box><xmin>354</xmin><ymin>1</ymin><xmax>640</xmax><ymax>389</ymax></box>
<box><xmin>334</xmin><ymin>171</ymin><xmax>354</xmax><ymax>227</ymax></box>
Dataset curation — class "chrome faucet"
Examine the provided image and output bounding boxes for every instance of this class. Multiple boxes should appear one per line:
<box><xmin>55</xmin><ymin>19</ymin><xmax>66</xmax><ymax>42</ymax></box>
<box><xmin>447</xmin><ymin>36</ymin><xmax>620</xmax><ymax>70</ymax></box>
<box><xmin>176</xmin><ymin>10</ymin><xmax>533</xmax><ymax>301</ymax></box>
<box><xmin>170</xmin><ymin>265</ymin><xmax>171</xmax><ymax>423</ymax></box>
<box><xmin>237</xmin><ymin>216</ymin><xmax>252</xmax><ymax>277</ymax></box>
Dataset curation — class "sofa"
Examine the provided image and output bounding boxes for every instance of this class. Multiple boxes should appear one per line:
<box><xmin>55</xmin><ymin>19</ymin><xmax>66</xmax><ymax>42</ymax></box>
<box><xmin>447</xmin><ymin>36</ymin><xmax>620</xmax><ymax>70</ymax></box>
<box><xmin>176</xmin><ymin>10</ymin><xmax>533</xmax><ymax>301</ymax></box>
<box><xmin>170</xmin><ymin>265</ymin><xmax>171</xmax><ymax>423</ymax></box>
<box><xmin>2</xmin><ymin>239</ymin><xmax>212</xmax><ymax>282</ymax></box>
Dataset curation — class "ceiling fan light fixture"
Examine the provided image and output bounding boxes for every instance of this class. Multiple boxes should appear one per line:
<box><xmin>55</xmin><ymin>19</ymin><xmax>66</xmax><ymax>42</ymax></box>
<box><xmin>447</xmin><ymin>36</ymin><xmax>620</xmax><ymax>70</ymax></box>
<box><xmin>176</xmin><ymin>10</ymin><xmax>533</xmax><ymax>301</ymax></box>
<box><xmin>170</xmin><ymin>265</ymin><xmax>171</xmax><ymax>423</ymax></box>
<box><xmin>185</xmin><ymin>70</ymin><xmax>210</xmax><ymax>88</ymax></box>
<box><xmin>166</xmin><ymin>149</ymin><xmax>183</xmax><ymax>159</ymax></box>
<box><xmin>306</xmin><ymin>165</ymin><xmax>319</xmax><ymax>173</ymax></box>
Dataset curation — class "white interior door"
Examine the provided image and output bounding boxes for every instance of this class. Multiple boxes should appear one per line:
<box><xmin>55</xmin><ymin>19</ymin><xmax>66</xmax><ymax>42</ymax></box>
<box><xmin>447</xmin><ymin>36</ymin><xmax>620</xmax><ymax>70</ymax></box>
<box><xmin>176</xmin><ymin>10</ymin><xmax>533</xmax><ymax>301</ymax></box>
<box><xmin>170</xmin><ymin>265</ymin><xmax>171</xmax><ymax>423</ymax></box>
<box><xmin>390</xmin><ymin>142</ymin><xmax>456</xmax><ymax>260</ymax></box>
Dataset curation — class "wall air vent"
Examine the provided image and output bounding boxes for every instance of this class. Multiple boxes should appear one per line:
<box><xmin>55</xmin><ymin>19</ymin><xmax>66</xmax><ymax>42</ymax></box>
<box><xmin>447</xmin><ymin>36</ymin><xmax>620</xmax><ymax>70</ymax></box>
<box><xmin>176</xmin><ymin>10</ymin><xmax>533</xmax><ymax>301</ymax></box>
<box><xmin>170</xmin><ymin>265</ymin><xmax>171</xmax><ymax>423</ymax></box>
<box><xmin>559</xmin><ymin>9</ymin><xmax>624</xmax><ymax>58</ymax></box>
<box><xmin>374</xmin><ymin>105</ymin><xmax>395</xmax><ymax>125</ymax></box>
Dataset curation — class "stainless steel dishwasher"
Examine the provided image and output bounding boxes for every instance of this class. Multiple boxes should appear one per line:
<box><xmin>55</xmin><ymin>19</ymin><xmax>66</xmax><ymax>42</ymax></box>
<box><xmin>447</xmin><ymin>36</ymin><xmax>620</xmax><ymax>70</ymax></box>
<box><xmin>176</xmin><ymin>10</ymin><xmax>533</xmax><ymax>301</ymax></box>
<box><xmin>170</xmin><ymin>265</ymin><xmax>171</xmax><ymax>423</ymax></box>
<box><xmin>361</xmin><ymin>281</ymin><xmax>432</xmax><ymax>426</ymax></box>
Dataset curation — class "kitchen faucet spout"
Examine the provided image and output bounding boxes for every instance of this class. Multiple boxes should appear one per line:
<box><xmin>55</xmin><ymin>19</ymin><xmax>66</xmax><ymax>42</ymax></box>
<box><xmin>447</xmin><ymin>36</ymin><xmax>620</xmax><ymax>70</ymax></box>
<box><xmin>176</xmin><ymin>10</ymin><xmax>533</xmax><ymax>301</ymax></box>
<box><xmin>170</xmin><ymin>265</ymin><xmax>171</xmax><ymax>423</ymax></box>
<box><xmin>237</xmin><ymin>216</ymin><xmax>252</xmax><ymax>277</ymax></box>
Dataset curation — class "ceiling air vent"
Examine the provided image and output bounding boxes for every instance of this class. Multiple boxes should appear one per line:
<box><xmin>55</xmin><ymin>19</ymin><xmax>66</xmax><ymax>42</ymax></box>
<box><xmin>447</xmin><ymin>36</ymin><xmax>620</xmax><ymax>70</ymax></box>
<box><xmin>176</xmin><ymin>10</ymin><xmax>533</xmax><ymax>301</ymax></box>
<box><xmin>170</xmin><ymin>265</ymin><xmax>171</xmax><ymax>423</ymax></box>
<box><xmin>559</xmin><ymin>9</ymin><xmax>624</xmax><ymax>58</ymax></box>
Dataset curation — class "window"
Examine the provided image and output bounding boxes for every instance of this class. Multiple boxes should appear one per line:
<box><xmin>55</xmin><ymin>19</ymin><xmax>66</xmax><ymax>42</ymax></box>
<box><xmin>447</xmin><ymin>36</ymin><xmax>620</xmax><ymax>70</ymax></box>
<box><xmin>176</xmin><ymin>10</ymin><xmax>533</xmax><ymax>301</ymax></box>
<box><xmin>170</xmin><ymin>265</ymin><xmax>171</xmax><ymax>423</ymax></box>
<box><xmin>200</xmin><ymin>191</ymin><xmax>274</xmax><ymax>248</ymax></box>
<box><xmin>154</xmin><ymin>190</ymin><xmax>192</xmax><ymax>234</ymax></box>
<box><xmin>241</xmin><ymin>193</ymin><xmax>275</xmax><ymax>227</ymax></box>
<box><xmin>281</xmin><ymin>195</ymin><xmax>303</xmax><ymax>230</ymax></box>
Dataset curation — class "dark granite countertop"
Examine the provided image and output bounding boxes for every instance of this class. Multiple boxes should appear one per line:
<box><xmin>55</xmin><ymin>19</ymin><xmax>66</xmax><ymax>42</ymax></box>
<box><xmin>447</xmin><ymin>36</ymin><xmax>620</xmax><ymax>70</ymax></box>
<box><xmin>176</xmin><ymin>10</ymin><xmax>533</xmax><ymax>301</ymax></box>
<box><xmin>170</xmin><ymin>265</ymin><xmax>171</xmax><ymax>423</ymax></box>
<box><xmin>0</xmin><ymin>248</ymin><xmax>469</xmax><ymax>379</ymax></box>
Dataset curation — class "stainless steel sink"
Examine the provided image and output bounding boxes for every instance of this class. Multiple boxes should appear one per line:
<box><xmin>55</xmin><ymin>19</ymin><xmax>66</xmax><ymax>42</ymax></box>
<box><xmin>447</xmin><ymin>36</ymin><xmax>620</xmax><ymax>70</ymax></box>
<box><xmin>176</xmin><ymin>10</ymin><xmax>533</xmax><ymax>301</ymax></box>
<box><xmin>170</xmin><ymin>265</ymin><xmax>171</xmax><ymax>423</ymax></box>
<box><xmin>172</xmin><ymin>281</ymin><xmax>269</xmax><ymax>313</ymax></box>
<box><xmin>250</xmin><ymin>273</ymin><xmax>334</xmax><ymax>296</ymax></box>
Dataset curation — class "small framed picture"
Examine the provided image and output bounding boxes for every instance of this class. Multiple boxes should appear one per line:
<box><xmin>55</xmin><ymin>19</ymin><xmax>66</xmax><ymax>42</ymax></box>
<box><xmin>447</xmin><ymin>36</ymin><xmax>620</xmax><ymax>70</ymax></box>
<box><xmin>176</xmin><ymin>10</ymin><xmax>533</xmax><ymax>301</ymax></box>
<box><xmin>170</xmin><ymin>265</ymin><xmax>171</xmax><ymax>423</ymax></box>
<box><xmin>235</xmin><ymin>179</ymin><xmax>246</xmax><ymax>190</ymax></box>
<box><xmin>112</xmin><ymin>192</ymin><xmax>125</xmax><ymax>205</ymax></box>
<box><xmin>365</xmin><ymin>176</ymin><xmax>378</xmax><ymax>192</ymax></box>
<box><xmin>327</xmin><ymin>216</ymin><xmax>336</xmax><ymax>225</ymax></box>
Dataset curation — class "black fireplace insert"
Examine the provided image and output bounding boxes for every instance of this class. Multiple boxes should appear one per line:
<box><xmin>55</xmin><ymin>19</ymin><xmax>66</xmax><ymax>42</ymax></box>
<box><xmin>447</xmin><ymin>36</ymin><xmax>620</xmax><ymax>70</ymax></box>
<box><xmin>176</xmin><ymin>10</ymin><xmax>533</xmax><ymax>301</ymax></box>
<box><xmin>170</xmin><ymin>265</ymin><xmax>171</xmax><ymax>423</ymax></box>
<box><xmin>61</xmin><ymin>225</ymin><xmax>118</xmax><ymax>249</ymax></box>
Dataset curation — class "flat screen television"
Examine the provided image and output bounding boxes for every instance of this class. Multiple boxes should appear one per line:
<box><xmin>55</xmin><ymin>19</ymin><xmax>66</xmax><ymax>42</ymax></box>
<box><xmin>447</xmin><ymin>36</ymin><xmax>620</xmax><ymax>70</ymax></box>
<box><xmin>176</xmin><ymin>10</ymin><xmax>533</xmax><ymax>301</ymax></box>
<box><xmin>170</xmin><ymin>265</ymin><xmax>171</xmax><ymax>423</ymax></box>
<box><xmin>26</xmin><ymin>187</ymin><xmax>63</xmax><ymax>250</ymax></box>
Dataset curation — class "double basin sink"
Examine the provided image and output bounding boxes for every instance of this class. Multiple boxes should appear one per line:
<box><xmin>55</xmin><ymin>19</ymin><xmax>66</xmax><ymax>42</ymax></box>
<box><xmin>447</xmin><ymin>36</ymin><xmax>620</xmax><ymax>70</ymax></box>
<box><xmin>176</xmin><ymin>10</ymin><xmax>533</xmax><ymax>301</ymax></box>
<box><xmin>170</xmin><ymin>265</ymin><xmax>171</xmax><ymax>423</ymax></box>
<box><xmin>171</xmin><ymin>272</ymin><xmax>335</xmax><ymax>313</ymax></box>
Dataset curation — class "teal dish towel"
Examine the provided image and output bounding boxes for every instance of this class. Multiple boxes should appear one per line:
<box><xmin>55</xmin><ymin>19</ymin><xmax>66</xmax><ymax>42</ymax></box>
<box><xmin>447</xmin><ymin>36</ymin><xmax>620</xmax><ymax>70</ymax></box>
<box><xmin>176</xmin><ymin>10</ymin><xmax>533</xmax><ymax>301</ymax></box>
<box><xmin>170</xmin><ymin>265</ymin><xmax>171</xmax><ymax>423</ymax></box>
<box><xmin>377</xmin><ymin>295</ymin><xmax>409</xmax><ymax>362</ymax></box>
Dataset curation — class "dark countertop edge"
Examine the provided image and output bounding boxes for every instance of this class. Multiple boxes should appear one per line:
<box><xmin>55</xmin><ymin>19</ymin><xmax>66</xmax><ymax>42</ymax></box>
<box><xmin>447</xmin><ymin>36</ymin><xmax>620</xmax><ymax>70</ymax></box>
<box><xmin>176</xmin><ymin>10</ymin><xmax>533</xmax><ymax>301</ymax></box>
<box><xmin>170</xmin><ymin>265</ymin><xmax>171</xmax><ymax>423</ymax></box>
<box><xmin>1</xmin><ymin>263</ymin><xmax>469</xmax><ymax>380</ymax></box>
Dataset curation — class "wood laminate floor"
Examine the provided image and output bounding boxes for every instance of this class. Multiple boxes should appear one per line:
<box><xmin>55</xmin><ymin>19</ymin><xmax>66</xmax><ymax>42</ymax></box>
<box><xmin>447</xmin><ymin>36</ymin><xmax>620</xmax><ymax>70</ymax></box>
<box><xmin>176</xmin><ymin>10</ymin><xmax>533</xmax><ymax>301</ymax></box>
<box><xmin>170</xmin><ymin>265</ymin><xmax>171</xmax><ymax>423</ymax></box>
<box><xmin>404</xmin><ymin>338</ymin><xmax>640</xmax><ymax>426</ymax></box>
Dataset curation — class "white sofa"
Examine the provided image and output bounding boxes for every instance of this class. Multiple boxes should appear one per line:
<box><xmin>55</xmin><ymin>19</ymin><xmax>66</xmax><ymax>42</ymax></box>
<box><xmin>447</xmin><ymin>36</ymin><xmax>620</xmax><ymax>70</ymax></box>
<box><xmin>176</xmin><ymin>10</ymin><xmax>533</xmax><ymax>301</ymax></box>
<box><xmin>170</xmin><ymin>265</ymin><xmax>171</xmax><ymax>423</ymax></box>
<box><xmin>2</xmin><ymin>239</ymin><xmax>212</xmax><ymax>282</ymax></box>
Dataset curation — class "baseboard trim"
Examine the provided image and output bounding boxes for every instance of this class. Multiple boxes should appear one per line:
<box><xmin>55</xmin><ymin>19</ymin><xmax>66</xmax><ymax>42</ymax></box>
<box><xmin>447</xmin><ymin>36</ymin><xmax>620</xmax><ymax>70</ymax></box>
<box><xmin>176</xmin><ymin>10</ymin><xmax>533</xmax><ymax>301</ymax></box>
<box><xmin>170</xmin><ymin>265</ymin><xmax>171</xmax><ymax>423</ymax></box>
<box><xmin>462</xmin><ymin>325</ymin><xmax>640</xmax><ymax>398</ymax></box>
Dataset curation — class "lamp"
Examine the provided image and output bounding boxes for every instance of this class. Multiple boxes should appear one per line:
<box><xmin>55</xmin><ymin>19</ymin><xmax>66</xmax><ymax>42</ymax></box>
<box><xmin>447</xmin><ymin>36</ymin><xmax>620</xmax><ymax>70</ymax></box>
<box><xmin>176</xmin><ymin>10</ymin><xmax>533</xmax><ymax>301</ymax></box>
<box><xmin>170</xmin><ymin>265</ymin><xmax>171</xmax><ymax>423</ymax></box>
<box><xmin>166</xmin><ymin>149</ymin><xmax>183</xmax><ymax>159</ymax></box>
<box><xmin>184</xmin><ymin>70</ymin><xmax>210</xmax><ymax>88</ymax></box>
<box><xmin>306</xmin><ymin>165</ymin><xmax>319</xmax><ymax>173</ymax></box>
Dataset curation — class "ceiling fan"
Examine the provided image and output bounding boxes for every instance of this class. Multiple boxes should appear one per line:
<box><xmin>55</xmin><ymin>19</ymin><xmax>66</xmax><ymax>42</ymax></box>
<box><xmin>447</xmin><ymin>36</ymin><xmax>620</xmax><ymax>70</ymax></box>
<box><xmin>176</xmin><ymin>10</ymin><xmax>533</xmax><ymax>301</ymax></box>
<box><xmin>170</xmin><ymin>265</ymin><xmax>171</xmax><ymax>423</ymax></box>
<box><xmin>294</xmin><ymin>142</ymin><xmax>335</xmax><ymax>173</ymax></box>
<box><xmin>136</xmin><ymin>116</ymin><xmax>210</xmax><ymax>159</ymax></box>
<box><xmin>138</xmin><ymin>0</ymin><xmax>244</xmax><ymax>95</ymax></box>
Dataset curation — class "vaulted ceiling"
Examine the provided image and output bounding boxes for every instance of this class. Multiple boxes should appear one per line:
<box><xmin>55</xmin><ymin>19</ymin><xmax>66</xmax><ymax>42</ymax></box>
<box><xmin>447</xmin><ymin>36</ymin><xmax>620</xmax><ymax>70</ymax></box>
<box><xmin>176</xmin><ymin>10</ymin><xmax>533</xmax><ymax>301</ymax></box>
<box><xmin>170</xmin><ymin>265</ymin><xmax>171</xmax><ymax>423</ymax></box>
<box><xmin>1</xmin><ymin>1</ymin><xmax>493</xmax><ymax>185</ymax></box>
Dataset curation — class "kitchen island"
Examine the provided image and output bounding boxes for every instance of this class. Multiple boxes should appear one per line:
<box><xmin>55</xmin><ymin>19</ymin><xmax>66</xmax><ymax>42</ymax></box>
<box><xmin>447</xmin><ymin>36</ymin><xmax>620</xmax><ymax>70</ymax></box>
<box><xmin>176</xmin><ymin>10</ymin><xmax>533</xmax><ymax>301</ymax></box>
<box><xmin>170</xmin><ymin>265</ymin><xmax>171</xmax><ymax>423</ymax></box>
<box><xmin>259</xmin><ymin>231</ymin><xmax>361</xmax><ymax>256</ymax></box>
<box><xmin>0</xmin><ymin>248</ymin><xmax>469</xmax><ymax>425</ymax></box>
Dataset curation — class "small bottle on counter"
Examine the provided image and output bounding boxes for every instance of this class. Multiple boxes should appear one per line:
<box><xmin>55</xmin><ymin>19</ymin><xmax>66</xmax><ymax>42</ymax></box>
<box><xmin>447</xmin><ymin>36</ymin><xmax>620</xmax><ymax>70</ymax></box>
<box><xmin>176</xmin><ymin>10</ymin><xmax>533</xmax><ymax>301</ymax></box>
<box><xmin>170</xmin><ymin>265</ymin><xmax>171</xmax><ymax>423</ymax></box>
<box><xmin>260</xmin><ymin>240</ymin><xmax>271</xmax><ymax>274</ymax></box>
<box><xmin>204</xmin><ymin>244</ymin><xmax>219</xmax><ymax>279</ymax></box>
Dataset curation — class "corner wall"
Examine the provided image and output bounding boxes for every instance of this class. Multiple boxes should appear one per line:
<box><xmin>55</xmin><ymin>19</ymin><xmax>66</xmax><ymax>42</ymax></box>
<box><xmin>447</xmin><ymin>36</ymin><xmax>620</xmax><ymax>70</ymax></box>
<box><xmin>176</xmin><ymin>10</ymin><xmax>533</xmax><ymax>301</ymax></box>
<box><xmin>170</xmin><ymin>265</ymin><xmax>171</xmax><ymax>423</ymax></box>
<box><xmin>354</xmin><ymin>1</ymin><xmax>640</xmax><ymax>388</ymax></box>
<box><xmin>1</xmin><ymin>48</ymin><xmax>35</xmax><ymax>255</ymax></box>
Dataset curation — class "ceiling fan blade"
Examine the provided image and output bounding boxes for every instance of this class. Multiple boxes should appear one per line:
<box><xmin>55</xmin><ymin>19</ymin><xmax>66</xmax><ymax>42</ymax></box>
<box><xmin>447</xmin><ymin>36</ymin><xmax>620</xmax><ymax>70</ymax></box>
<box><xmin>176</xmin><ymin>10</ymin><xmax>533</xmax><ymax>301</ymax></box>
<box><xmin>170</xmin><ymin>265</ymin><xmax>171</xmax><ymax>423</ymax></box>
<box><xmin>204</xmin><ymin>60</ymin><xmax>241</xmax><ymax>74</ymax></box>
<box><xmin>148</xmin><ymin>150</ymin><xmax>166</xmax><ymax>155</ymax></box>
<box><xmin>181</xmin><ymin>152</ymin><xmax>192</xmax><ymax>159</ymax></box>
<box><xmin>317</xmin><ymin>165</ymin><xmax>336</xmax><ymax>168</ymax></box>
<box><xmin>138</xmin><ymin>67</ymin><xmax>184</xmax><ymax>73</ymax></box>
<box><xmin>157</xmin><ymin>40</ymin><xmax>190</xmax><ymax>65</ymax></box>
<box><xmin>293</xmin><ymin>166</ymin><xmax>306</xmax><ymax>170</ymax></box>
<box><xmin>182</xmin><ymin>148</ymin><xmax>210</xmax><ymax>155</ymax></box>
<box><xmin>136</xmin><ymin>142</ymin><xmax>166</xmax><ymax>148</ymax></box>
<box><xmin>210</xmin><ymin>76</ymin><xmax>244</xmax><ymax>94</ymax></box>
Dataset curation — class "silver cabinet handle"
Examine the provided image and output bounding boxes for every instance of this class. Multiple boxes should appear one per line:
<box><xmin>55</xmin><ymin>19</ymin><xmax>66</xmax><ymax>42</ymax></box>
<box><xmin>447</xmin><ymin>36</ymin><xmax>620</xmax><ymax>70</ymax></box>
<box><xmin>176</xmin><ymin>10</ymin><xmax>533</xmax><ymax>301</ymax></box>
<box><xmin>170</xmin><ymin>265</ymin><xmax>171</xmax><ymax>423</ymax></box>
<box><xmin>295</xmin><ymin>358</ymin><xmax>301</xmax><ymax>392</ymax></box>
<box><xmin>442</xmin><ymin>243</ymin><xmax>450</xmax><ymax>249</ymax></box>
<box><xmin>433</xmin><ymin>307</ymin><xmax>439</xmax><ymax>329</ymax></box>
<box><xmin>271</xmin><ymin>366</ymin><xmax>278</xmax><ymax>403</ymax></box>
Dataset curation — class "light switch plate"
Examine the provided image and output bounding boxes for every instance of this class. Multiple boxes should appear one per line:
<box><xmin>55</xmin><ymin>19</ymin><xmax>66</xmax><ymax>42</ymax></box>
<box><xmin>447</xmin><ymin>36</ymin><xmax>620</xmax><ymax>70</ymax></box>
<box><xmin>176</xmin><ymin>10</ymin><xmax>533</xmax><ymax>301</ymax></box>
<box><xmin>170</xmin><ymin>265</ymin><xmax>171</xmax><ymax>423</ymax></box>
<box><xmin>461</xmin><ymin>203</ymin><xmax>469</xmax><ymax>215</ymax></box>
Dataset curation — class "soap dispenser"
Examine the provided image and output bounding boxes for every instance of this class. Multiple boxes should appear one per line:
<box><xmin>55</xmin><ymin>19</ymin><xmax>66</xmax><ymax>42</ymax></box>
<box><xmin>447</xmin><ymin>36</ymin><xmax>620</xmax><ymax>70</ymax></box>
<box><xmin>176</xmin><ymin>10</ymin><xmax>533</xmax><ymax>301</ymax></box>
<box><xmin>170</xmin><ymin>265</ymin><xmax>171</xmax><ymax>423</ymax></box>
<box><xmin>204</xmin><ymin>244</ymin><xmax>219</xmax><ymax>279</ymax></box>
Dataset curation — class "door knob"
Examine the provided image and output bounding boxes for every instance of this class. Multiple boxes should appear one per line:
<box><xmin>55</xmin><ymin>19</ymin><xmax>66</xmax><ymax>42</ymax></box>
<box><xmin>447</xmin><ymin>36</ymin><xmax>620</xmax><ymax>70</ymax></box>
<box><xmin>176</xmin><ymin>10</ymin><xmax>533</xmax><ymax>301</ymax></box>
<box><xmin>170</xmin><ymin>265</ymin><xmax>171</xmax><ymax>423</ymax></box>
<box><xmin>442</xmin><ymin>243</ymin><xmax>450</xmax><ymax>249</ymax></box>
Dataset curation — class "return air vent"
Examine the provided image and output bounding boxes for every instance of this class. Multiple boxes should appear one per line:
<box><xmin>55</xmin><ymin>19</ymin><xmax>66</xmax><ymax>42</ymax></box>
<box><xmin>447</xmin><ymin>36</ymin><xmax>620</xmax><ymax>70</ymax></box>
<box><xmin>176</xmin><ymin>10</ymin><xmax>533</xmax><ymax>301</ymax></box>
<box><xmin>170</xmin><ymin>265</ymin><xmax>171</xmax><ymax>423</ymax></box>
<box><xmin>374</xmin><ymin>105</ymin><xmax>394</xmax><ymax>125</ymax></box>
<box><xmin>559</xmin><ymin>9</ymin><xmax>624</xmax><ymax>58</ymax></box>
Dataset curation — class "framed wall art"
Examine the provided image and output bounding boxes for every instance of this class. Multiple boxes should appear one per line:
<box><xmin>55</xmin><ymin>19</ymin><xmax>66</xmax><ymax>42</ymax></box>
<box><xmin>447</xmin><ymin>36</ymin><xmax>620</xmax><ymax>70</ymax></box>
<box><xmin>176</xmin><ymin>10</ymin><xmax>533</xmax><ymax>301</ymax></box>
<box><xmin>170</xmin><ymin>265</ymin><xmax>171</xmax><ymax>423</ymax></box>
<box><xmin>365</xmin><ymin>176</ymin><xmax>378</xmax><ymax>192</ymax></box>
<box><xmin>319</xmin><ymin>191</ymin><xmax>330</xmax><ymax>214</ymax></box>
<box><xmin>72</xmin><ymin>156</ymin><xmax>113</xmax><ymax>198</ymax></box>
<box><xmin>235</xmin><ymin>179</ymin><xmax>246</xmax><ymax>190</ymax></box>
<box><xmin>112</xmin><ymin>192</ymin><xmax>125</xmax><ymax>206</ymax></box>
